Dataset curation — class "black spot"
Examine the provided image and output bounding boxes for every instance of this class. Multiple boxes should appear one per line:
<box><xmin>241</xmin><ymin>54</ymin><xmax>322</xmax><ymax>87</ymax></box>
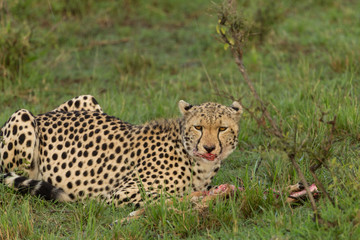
<box><xmin>101</xmin><ymin>143</ymin><xmax>107</xmax><ymax>151</ymax></box>
<box><xmin>75</xmin><ymin>100</ymin><xmax>80</xmax><ymax>108</ymax></box>
<box><xmin>21</xmin><ymin>113</ymin><xmax>30</xmax><ymax>122</ymax></box>
<box><xmin>91</xmin><ymin>97</ymin><xmax>98</xmax><ymax>105</ymax></box>
<box><xmin>56</xmin><ymin>176</ymin><xmax>62</xmax><ymax>183</ymax></box>
<box><xmin>12</xmin><ymin>125</ymin><xmax>17</xmax><ymax>135</ymax></box>
<box><xmin>19</xmin><ymin>134</ymin><xmax>25</xmax><ymax>145</ymax></box>
<box><xmin>92</xmin><ymin>150</ymin><xmax>98</xmax><ymax>157</ymax></box>
<box><xmin>136</xmin><ymin>149</ymin><xmax>141</xmax><ymax>156</ymax></box>
<box><xmin>115</xmin><ymin>146</ymin><xmax>120</xmax><ymax>153</ymax></box>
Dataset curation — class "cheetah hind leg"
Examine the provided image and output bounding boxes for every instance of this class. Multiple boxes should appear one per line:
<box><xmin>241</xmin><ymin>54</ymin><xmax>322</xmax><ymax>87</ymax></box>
<box><xmin>0</xmin><ymin>109</ymin><xmax>40</xmax><ymax>179</ymax></box>
<box><xmin>0</xmin><ymin>109</ymin><xmax>69</xmax><ymax>201</ymax></box>
<box><xmin>51</xmin><ymin>95</ymin><xmax>103</xmax><ymax>113</ymax></box>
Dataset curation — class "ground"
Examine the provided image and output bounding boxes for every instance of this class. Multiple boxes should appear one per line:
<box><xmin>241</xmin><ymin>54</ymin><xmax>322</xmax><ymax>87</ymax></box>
<box><xmin>0</xmin><ymin>0</ymin><xmax>359</xmax><ymax>239</ymax></box>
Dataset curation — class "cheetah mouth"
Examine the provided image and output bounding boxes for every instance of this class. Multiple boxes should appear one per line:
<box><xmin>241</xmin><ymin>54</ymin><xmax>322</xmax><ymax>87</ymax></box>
<box><xmin>194</xmin><ymin>151</ymin><xmax>217</xmax><ymax>161</ymax></box>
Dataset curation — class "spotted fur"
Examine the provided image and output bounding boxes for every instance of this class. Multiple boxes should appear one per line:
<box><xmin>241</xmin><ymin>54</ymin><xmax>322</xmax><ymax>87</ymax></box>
<box><xmin>0</xmin><ymin>95</ymin><xmax>242</xmax><ymax>207</ymax></box>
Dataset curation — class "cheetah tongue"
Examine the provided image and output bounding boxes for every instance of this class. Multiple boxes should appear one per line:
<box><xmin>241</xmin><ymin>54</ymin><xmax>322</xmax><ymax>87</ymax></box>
<box><xmin>203</xmin><ymin>153</ymin><xmax>216</xmax><ymax>161</ymax></box>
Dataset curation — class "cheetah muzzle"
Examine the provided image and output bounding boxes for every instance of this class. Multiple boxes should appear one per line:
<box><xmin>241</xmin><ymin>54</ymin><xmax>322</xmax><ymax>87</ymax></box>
<box><xmin>0</xmin><ymin>95</ymin><xmax>242</xmax><ymax>207</ymax></box>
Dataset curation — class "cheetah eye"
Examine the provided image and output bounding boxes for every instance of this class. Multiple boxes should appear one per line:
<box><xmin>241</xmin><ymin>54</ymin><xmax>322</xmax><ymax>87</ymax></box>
<box><xmin>194</xmin><ymin>125</ymin><xmax>203</xmax><ymax>131</ymax></box>
<box><xmin>219</xmin><ymin>127</ymin><xmax>227</xmax><ymax>132</ymax></box>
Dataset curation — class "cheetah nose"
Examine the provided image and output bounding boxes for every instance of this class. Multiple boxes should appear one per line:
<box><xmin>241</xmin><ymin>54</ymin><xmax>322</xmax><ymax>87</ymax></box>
<box><xmin>203</xmin><ymin>145</ymin><xmax>215</xmax><ymax>153</ymax></box>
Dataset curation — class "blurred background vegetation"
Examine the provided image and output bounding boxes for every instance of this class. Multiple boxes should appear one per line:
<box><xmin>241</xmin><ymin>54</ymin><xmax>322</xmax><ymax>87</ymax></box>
<box><xmin>0</xmin><ymin>0</ymin><xmax>359</xmax><ymax>239</ymax></box>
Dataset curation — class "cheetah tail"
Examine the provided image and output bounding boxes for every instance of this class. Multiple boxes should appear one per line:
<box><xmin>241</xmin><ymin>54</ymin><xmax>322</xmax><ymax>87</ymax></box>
<box><xmin>0</xmin><ymin>172</ymin><xmax>73</xmax><ymax>202</ymax></box>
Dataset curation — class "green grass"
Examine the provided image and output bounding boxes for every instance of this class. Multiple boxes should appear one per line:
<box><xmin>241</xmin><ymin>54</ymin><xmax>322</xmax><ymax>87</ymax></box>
<box><xmin>1</xmin><ymin>0</ymin><xmax>360</xmax><ymax>239</ymax></box>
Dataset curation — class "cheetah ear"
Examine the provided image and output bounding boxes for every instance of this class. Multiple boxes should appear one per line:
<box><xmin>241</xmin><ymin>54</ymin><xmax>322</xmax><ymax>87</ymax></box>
<box><xmin>230</xmin><ymin>101</ymin><xmax>243</xmax><ymax>119</ymax></box>
<box><xmin>178</xmin><ymin>100</ymin><xmax>193</xmax><ymax>116</ymax></box>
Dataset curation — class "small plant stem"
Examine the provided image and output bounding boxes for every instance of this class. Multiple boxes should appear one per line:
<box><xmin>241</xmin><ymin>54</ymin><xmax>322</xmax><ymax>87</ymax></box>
<box><xmin>289</xmin><ymin>154</ymin><xmax>319</xmax><ymax>216</ymax></box>
<box><xmin>232</xmin><ymin>52</ymin><xmax>283</xmax><ymax>138</ymax></box>
<box><xmin>290</xmin><ymin>125</ymin><xmax>319</xmax><ymax>219</ymax></box>
<box><xmin>232</xmin><ymin>40</ymin><xmax>320</xmax><ymax>220</ymax></box>
<box><xmin>310</xmin><ymin>164</ymin><xmax>336</xmax><ymax>207</ymax></box>
<box><xmin>308</xmin><ymin>115</ymin><xmax>337</xmax><ymax>207</ymax></box>
<box><xmin>215</xmin><ymin>0</ymin><xmax>343</xmax><ymax>225</ymax></box>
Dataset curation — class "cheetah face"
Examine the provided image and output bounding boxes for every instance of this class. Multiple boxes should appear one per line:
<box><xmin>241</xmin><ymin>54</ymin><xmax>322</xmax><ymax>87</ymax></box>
<box><xmin>179</xmin><ymin>100</ymin><xmax>242</xmax><ymax>164</ymax></box>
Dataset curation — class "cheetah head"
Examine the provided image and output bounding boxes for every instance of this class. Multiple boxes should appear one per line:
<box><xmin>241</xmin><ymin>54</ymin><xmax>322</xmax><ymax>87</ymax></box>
<box><xmin>179</xmin><ymin>100</ymin><xmax>242</xmax><ymax>164</ymax></box>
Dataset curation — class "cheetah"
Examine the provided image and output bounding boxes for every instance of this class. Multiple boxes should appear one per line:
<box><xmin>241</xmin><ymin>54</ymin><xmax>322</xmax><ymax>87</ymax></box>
<box><xmin>0</xmin><ymin>95</ymin><xmax>242</xmax><ymax>207</ymax></box>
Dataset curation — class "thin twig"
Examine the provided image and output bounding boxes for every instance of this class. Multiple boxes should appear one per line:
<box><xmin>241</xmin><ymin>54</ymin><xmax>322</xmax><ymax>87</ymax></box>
<box><xmin>215</xmin><ymin>0</ymin><xmax>324</xmax><ymax>223</ymax></box>
<box><xmin>232</xmin><ymin>54</ymin><xmax>283</xmax><ymax>138</ymax></box>
<box><xmin>309</xmin><ymin>165</ymin><xmax>335</xmax><ymax>207</ymax></box>
<box><xmin>308</xmin><ymin>115</ymin><xmax>337</xmax><ymax>207</ymax></box>
<box><xmin>289</xmin><ymin>124</ymin><xmax>318</xmax><ymax>219</ymax></box>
